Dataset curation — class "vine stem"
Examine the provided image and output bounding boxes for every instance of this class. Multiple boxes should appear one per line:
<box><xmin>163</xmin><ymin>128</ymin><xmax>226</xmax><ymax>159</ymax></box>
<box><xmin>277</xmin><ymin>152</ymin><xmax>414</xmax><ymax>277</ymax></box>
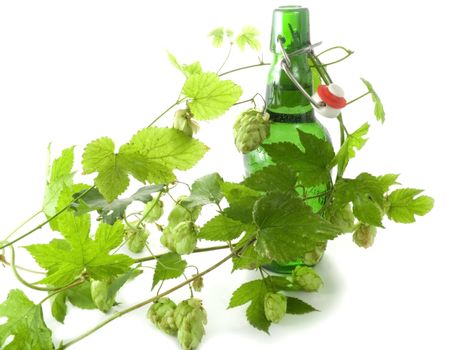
<box><xmin>0</xmin><ymin>253</ymin><xmax>44</xmax><ymax>275</ymax></box>
<box><xmin>39</xmin><ymin>278</ymin><xmax>86</xmax><ymax>305</ymax></box>
<box><xmin>216</xmin><ymin>42</ymin><xmax>233</xmax><ymax>74</ymax></box>
<box><xmin>134</xmin><ymin>244</ymin><xmax>231</xmax><ymax>263</ymax></box>
<box><xmin>136</xmin><ymin>189</ymin><xmax>165</xmax><ymax>228</ymax></box>
<box><xmin>346</xmin><ymin>91</ymin><xmax>371</xmax><ymax>105</ymax></box>
<box><xmin>2</xmin><ymin>210</ymin><xmax>42</xmax><ymax>242</ymax></box>
<box><xmin>0</xmin><ymin>186</ymin><xmax>95</xmax><ymax>250</ymax></box>
<box><xmin>219</xmin><ymin>62</ymin><xmax>270</xmax><ymax>77</ymax></box>
<box><xmin>59</xmin><ymin>250</ymin><xmax>238</xmax><ymax>349</ymax></box>
<box><xmin>147</xmin><ymin>98</ymin><xmax>186</xmax><ymax>128</ymax></box>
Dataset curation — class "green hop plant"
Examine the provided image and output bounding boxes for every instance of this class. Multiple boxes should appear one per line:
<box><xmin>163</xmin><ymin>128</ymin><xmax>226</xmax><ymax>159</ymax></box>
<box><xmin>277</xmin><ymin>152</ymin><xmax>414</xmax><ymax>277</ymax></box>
<box><xmin>168</xmin><ymin>196</ymin><xmax>202</xmax><ymax>227</ymax></box>
<box><xmin>173</xmin><ymin>109</ymin><xmax>200</xmax><ymax>137</ymax></box>
<box><xmin>303</xmin><ymin>242</ymin><xmax>327</xmax><ymax>266</ymax></box>
<box><xmin>327</xmin><ymin>203</ymin><xmax>355</xmax><ymax>233</ymax></box>
<box><xmin>233</xmin><ymin>108</ymin><xmax>270</xmax><ymax>153</ymax></box>
<box><xmin>143</xmin><ymin>198</ymin><xmax>164</xmax><ymax>223</ymax></box>
<box><xmin>91</xmin><ymin>279</ymin><xmax>115</xmax><ymax>313</ymax></box>
<box><xmin>174</xmin><ymin>298</ymin><xmax>207</xmax><ymax>350</ymax></box>
<box><xmin>147</xmin><ymin>297</ymin><xmax>178</xmax><ymax>335</ymax></box>
<box><xmin>192</xmin><ymin>275</ymin><xmax>203</xmax><ymax>292</ymax></box>
<box><xmin>264</xmin><ymin>292</ymin><xmax>287</xmax><ymax>324</ymax></box>
<box><xmin>292</xmin><ymin>266</ymin><xmax>323</xmax><ymax>292</ymax></box>
<box><xmin>353</xmin><ymin>223</ymin><xmax>377</xmax><ymax>248</ymax></box>
<box><xmin>125</xmin><ymin>224</ymin><xmax>149</xmax><ymax>254</ymax></box>
<box><xmin>161</xmin><ymin>221</ymin><xmax>198</xmax><ymax>255</ymax></box>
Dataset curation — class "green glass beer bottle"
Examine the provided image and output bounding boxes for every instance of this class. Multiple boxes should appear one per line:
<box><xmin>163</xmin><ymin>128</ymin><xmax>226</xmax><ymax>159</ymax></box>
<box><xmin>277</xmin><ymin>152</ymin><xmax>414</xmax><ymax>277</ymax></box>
<box><xmin>244</xmin><ymin>6</ymin><xmax>331</xmax><ymax>274</ymax></box>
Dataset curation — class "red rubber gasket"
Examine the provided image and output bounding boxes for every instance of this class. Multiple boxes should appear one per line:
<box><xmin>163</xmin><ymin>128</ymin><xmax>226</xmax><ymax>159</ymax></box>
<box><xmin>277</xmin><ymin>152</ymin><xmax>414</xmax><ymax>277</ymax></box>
<box><xmin>317</xmin><ymin>85</ymin><xmax>347</xmax><ymax>109</ymax></box>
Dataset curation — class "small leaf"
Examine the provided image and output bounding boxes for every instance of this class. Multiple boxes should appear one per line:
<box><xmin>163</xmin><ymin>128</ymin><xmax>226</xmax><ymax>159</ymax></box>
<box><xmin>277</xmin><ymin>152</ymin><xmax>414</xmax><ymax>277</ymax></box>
<box><xmin>72</xmin><ymin>185</ymin><xmax>164</xmax><ymax>224</ymax></box>
<box><xmin>221</xmin><ymin>182</ymin><xmax>261</xmax><ymax>225</ymax></box>
<box><xmin>333</xmin><ymin>173</ymin><xmax>386</xmax><ymax>227</ymax></box>
<box><xmin>152</xmin><ymin>253</ymin><xmax>187</xmax><ymax>289</ymax></box>
<box><xmin>229</xmin><ymin>279</ymin><xmax>264</xmax><ymax>308</ymax></box>
<box><xmin>361</xmin><ymin>78</ymin><xmax>385</xmax><ymax>123</ymax></box>
<box><xmin>182</xmin><ymin>173</ymin><xmax>224</xmax><ymax>208</ymax></box>
<box><xmin>182</xmin><ymin>72</ymin><xmax>242</xmax><ymax>120</ymax></box>
<box><xmin>286</xmin><ymin>297</ymin><xmax>317</xmax><ymax>315</ymax></box>
<box><xmin>208</xmin><ymin>27</ymin><xmax>225</xmax><ymax>48</ymax></box>
<box><xmin>51</xmin><ymin>292</ymin><xmax>67</xmax><ymax>323</ymax></box>
<box><xmin>331</xmin><ymin>123</ymin><xmax>370</xmax><ymax>176</ymax></box>
<box><xmin>236</xmin><ymin>26</ymin><xmax>261</xmax><ymax>51</ymax></box>
<box><xmin>43</xmin><ymin>146</ymin><xmax>75</xmax><ymax>217</ymax></box>
<box><xmin>166</xmin><ymin>51</ymin><xmax>202</xmax><ymax>78</ymax></box>
<box><xmin>0</xmin><ymin>289</ymin><xmax>54</xmax><ymax>349</ymax></box>
<box><xmin>387</xmin><ymin>188</ymin><xmax>434</xmax><ymax>223</ymax></box>
<box><xmin>199</xmin><ymin>214</ymin><xmax>249</xmax><ymax>241</ymax></box>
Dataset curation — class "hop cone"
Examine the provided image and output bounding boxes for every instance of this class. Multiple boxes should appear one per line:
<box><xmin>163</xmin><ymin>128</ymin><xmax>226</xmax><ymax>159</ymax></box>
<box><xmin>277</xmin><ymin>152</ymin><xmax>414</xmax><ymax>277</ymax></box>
<box><xmin>91</xmin><ymin>279</ymin><xmax>114</xmax><ymax>313</ymax></box>
<box><xmin>173</xmin><ymin>109</ymin><xmax>200</xmax><ymax>137</ymax></box>
<box><xmin>353</xmin><ymin>223</ymin><xmax>377</xmax><ymax>248</ymax></box>
<box><xmin>304</xmin><ymin>242</ymin><xmax>327</xmax><ymax>266</ymax></box>
<box><xmin>192</xmin><ymin>275</ymin><xmax>204</xmax><ymax>292</ymax></box>
<box><xmin>168</xmin><ymin>196</ymin><xmax>202</xmax><ymax>227</ymax></box>
<box><xmin>174</xmin><ymin>298</ymin><xmax>207</xmax><ymax>350</ymax></box>
<box><xmin>327</xmin><ymin>203</ymin><xmax>355</xmax><ymax>233</ymax></box>
<box><xmin>125</xmin><ymin>225</ymin><xmax>149</xmax><ymax>254</ymax></box>
<box><xmin>147</xmin><ymin>298</ymin><xmax>178</xmax><ymax>335</ymax></box>
<box><xmin>160</xmin><ymin>221</ymin><xmax>197</xmax><ymax>255</ymax></box>
<box><xmin>143</xmin><ymin>198</ymin><xmax>164</xmax><ymax>223</ymax></box>
<box><xmin>292</xmin><ymin>266</ymin><xmax>323</xmax><ymax>292</ymax></box>
<box><xmin>233</xmin><ymin>108</ymin><xmax>270</xmax><ymax>153</ymax></box>
<box><xmin>264</xmin><ymin>292</ymin><xmax>287</xmax><ymax>323</ymax></box>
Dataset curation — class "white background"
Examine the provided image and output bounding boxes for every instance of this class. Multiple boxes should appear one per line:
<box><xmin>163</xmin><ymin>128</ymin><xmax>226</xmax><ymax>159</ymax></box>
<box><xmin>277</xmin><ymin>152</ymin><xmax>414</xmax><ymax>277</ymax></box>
<box><xmin>1</xmin><ymin>0</ymin><xmax>466</xmax><ymax>349</ymax></box>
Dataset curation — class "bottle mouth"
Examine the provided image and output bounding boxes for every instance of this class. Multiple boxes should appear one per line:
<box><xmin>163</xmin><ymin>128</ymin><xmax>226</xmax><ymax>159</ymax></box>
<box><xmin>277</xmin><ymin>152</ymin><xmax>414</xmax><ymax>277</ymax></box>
<box><xmin>277</xmin><ymin>5</ymin><xmax>304</xmax><ymax>10</ymax></box>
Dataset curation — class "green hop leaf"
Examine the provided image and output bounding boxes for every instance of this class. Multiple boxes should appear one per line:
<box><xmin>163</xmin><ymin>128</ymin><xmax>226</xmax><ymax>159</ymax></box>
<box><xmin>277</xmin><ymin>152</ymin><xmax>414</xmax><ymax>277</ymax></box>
<box><xmin>333</xmin><ymin>173</ymin><xmax>387</xmax><ymax>227</ymax></box>
<box><xmin>181</xmin><ymin>173</ymin><xmax>224</xmax><ymax>209</ymax></box>
<box><xmin>263</xmin><ymin>130</ymin><xmax>334</xmax><ymax>187</ymax></box>
<box><xmin>292</xmin><ymin>266</ymin><xmax>323</xmax><ymax>292</ymax></box>
<box><xmin>253</xmin><ymin>192</ymin><xmax>341</xmax><ymax>263</ymax></box>
<box><xmin>43</xmin><ymin>146</ymin><xmax>75</xmax><ymax>218</ymax></box>
<box><xmin>167</xmin><ymin>51</ymin><xmax>202</xmax><ymax>78</ymax></box>
<box><xmin>147</xmin><ymin>298</ymin><xmax>178</xmax><ymax>335</ymax></box>
<box><xmin>198</xmin><ymin>214</ymin><xmax>249</xmax><ymax>242</ymax></box>
<box><xmin>152</xmin><ymin>252</ymin><xmax>187</xmax><ymax>289</ymax></box>
<box><xmin>236</xmin><ymin>26</ymin><xmax>261</xmax><ymax>51</ymax></box>
<box><xmin>361</xmin><ymin>78</ymin><xmax>385</xmax><ymax>123</ymax></box>
<box><xmin>221</xmin><ymin>182</ymin><xmax>261</xmax><ymax>224</ymax></box>
<box><xmin>286</xmin><ymin>296</ymin><xmax>317</xmax><ymax>315</ymax></box>
<box><xmin>264</xmin><ymin>292</ymin><xmax>287</xmax><ymax>323</ymax></box>
<box><xmin>387</xmin><ymin>188</ymin><xmax>434</xmax><ymax>223</ymax></box>
<box><xmin>82</xmin><ymin>128</ymin><xmax>208</xmax><ymax>201</ymax></box>
<box><xmin>331</xmin><ymin>123</ymin><xmax>370</xmax><ymax>176</ymax></box>
<box><xmin>353</xmin><ymin>223</ymin><xmax>377</xmax><ymax>248</ymax></box>
<box><xmin>50</xmin><ymin>281</ymin><xmax>97</xmax><ymax>323</ymax></box>
<box><xmin>0</xmin><ymin>290</ymin><xmax>54</xmax><ymax>349</ymax></box>
<box><xmin>26</xmin><ymin>215</ymin><xmax>133</xmax><ymax>287</ymax></box>
<box><xmin>72</xmin><ymin>185</ymin><xmax>164</xmax><ymax>225</ymax></box>
<box><xmin>182</xmin><ymin>72</ymin><xmax>242</xmax><ymax>120</ymax></box>
<box><xmin>208</xmin><ymin>27</ymin><xmax>225</xmax><ymax>47</ymax></box>
<box><xmin>242</xmin><ymin>163</ymin><xmax>297</xmax><ymax>193</ymax></box>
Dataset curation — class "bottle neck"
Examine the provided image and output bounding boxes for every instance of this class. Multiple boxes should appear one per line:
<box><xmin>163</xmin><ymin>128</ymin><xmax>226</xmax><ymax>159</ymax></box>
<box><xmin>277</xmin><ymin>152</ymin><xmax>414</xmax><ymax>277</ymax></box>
<box><xmin>266</xmin><ymin>6</ymin><xmax>314</xmax><ymax>123</ymax></box>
